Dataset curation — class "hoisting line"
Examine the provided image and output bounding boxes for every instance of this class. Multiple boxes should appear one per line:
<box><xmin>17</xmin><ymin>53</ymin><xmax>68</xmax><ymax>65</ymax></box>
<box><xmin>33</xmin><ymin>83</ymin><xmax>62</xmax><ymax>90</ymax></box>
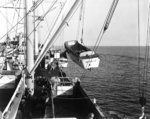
<box><xmin>76</xmin><ymin>0</ymin><xmax>85</xmax><ymax>44</ymax></box>
<box><xmin>93</xmin><ymin>0</ymin><xmax>119</xmax><ymax>52</ymax></box>
<box><xmin>138</xmin><ymin>1</ymin><xmax>150</xmax><ymax>118</ymax></box>
<box><xmin>0</xmin><ymin>0</ymin><xmax>44</xmax><ymax>41</ymax></box>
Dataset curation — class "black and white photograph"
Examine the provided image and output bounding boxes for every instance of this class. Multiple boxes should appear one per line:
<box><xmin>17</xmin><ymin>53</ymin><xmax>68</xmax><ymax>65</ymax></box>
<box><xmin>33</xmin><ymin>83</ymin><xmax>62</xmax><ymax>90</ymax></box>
<box><xmin>0</xmin><ymin>0</ymin><xmax>150</xmax><ymax>119</ymax></box>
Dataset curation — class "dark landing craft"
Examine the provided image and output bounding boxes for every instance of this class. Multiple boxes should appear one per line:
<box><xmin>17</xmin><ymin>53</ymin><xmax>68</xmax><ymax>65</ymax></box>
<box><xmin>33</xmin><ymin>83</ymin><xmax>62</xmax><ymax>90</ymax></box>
<box><xmin>64</xmin><ymin>40</ymin><xmax>100</xmax><ymax>70</ymax></box>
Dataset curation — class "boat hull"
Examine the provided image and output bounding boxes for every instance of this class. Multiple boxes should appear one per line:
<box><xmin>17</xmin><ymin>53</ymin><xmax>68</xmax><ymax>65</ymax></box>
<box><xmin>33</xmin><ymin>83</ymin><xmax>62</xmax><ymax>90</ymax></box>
<box><xmin>81</xmin><ymin>57</ymin><xmax>100</xmax><ymax>69</ymax></box>
<box><xmin>64</xmin><ymin>40</ymin><xmax>100</xmax><ymax>69</ymax></box>
<box><xmin>67</xmin><ymin>49</ymin><xmax>100</xmax><ymax>69</ymax></box>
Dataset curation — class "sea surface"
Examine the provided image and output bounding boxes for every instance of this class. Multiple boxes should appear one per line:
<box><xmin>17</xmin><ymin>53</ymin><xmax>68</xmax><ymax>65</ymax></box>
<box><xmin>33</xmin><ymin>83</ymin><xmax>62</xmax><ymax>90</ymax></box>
<box><xmin>63</xmin><ymin>46</ymin><xmax>150</xmax><ymax>118</ymax></box>
<box><xmin>1</xmin><ymin>46</ymin><xmax>150</xmax><ymax>118</ymax></box>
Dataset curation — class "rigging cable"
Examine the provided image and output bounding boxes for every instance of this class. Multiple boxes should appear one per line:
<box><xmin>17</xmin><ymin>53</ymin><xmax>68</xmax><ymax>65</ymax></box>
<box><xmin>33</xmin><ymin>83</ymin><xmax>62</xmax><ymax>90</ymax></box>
<box><xmin>29</xmin><ymin>0</ymin><xmax>44</xmax><ymax>13</ymax></box>
<box><xmin>1</xmin><ymin>0</ymin><xmax>61</xmax><ymax>61</ymax></box>
<box><xmin>93</xmin><ymin>0</ymin><xmax>119</xmax><ymax>52</ymax></box>
<box><xmin>138</xmin><ymin>0</ymin><xmax>141</xmax><ymax>99</ymax></box>
<box><xmin>30</xmin><ymin>0</ymin><xmax>83</xmax><ymax>74</ymax></box>
<box><xmin>0</xmin><ymin>10</ymin><xmax>16</xmax><ymax>33</ymax></box>
<box><xmin>139</xmin><ymin>1</ymin><xmax>150</xmax><ymax>118</ymax></box>
<box><xmin>76</xmin><ymin>0</ymin><xmax>85</xmax><ymax>44</ymax></box>
<box><xmin>11</xmin><ymin>0</ymin><xmax>19</xmax><ymax>26</ymax></box>
<box><xmin>38</xmin><ymin>0</ymin><xmax>63</xmax><ymax>50</ymax></box>
<box><xmin>14</xmin><ymin>0</ymin><xmax>22</xmax><ymax>33</ymax></box>
<box><xmin>137</xmin><ymin>0</ymin><xmax>146</xmax><ymax>117</ymax></box>
<box><xmin>80</xmin><ymin>0</ymin><xmax>86</xmax><ymax>45</ymax></box>
<box><xmin>41</xmin><ymin>3</ymin><xmax>51</xmax><ymax>32</ymax></box>
<box><xmin>29</xmin><ymin>0</ymin><xmax>59</xmax><ymax>51</ymax></box>
<box><xmin>29</xmin><ymin>0</ymin><xmax>59</xmax><ymax>46</ymax></box>
<box><xmin>0</xmin><ymin>1</ymin><xmax>12</xmax><ymax>8</ymax></box>
<box><xmin>0</xmin><ymin>0</ymin><xmax>44</xmax><ymax>41</ymax></box>
<box><xmin>5</xmin><ymin>0</ymin><xmax>8</xmax><ymax>36</ymax></box>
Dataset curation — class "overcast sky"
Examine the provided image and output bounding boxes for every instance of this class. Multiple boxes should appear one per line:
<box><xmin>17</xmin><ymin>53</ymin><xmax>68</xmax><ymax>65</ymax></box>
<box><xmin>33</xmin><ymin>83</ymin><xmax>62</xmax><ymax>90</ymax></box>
<box><xmin>56</xmin><ymin>0</ymin><xmax>149</xmax><ymax>46</ymax></box>
<box><xmin>0</xmin><ymin>0</ymin><xmax>149</xmax><ymax>46</ymax></box>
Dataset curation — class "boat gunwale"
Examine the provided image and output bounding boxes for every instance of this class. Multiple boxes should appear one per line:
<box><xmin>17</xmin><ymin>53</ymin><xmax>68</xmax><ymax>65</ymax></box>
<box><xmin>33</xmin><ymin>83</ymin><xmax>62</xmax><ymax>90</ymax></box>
<box><xmin>64</xmin><ymin>40</ymin><xmax>99</xmax><ymax>59</ymax></box>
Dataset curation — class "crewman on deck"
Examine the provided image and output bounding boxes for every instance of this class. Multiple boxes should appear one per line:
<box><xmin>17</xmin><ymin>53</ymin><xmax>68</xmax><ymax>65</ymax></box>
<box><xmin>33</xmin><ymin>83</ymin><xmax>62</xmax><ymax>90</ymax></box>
<box><xmin>139</xmin><ymin>97</ymin><xmax>147</xmax><ymax>119</ymax></box>
<box><xmin>48</xmin><ymin>61</ymin><xmax>61</xmax><ymax>96</ymax></box>
<box><xmin>88</xmin><ymin>113</ymin><xmax>94</xmax><ymax>119</ymax></box>
<box><xmin>48</xmin><ymin>76</ymin><xmax>60</xmax><ymax>96</ymax></box>
<box><xmin>139</xmin><ymin>107</ymin><xmax>146</xmax><ymax>119</ymax></box>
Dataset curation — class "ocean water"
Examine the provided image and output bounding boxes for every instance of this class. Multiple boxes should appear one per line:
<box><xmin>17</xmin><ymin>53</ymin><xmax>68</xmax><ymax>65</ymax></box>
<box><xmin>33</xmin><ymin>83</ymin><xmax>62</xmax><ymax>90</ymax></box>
<box><xmin>1</xmin><ymin>46</ymin><xmax>150</xmax><ymax>118</ymax></box>
<box><xmin>63</xmin><ymin>46</ymin><xmax>150</xmax><ymax>118</ymax></box>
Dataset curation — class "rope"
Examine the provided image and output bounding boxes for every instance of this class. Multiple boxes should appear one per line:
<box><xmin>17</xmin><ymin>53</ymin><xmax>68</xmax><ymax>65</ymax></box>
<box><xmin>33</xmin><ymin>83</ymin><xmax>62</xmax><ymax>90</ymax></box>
<box><xmin>93</xmin><ymin>0</ymin><xmax>119</xmax><ymax>52</ymax></box>
<box><xmin>139</xmin><ymin>2</ymin><xmax>150</xmax><ymax>118</ymax></box>
<box><xmin>76</xmin><ymin>0</ymin><xmax>83</xmax><ymax>42</ymax></box>
<box><xmin>137</xmin><ymin>0</ymin><xmax>146</xmax><ymax>116</ymax></box>
<box><xmin>5</xmin><ymin>0</ymin><xmax>8</xmax><ymax>34</ymax></box>
<box><xmin>41</xmin><ymin>4</ymin><xmax>51</xmax><ymax>32</ymax></box>
<box><xmin>30</xmin><ymin>0</ymin><xmax>82</xmax><ymax>74</ymax></box>
<box><xmin>0</xmin><ymin>0</ymin><xmax>43</xmax><ymax>41</ymax></box>
<box><xmin>14</xmin><ymin>0</ymin><xmax>22</xmax><ymax>33</ymax></box>
<box><xmin>0</xmin><ymin>0</ymin><xmax>23</xmax><ymax>39</ymax></box>
<box><xmin>0</xmin><ymin>10</ymin><xmax>16</xmax><ymax>34</ymax></box>
<box><xmin>80</xmin><ymin>0</ymin><xmax>85</xmax><ymax>44</ymax></box>
<box><xmin>38</xmin><ymin>0</ymin><xmax>65</xmax><ymax>50</ymax></box>
<box><xmin>29</xmin><ymin>0</ymin><xmax>44</xmax><ymax>13</ymax></box>
<box><xmin>0</xmin><ymin>1</ymin><xmax>12</xmax><ymax>8</ymax></box>
<box><xmin>11</xmin><ymin>0</ymin><xmax>18</xmax><ymax>27</ymax></box>
<box><xmin>76</xmin><ymin>0</ymin><xmax>86</xmax><ymax>44</ymax></box>
<box><xmin>30</xmin><ymin>0</ymin><xmax>59</xmax><ymax>47</ymax></box>
<box><xmin>137</xmin><ymin>0</ymin><xmax>141</xmax><ymax>98</ymax></box>
<box><xmin>142</xmin><ymin>1</ymin><xmax>150</xmax><ymax>99</ymax></box>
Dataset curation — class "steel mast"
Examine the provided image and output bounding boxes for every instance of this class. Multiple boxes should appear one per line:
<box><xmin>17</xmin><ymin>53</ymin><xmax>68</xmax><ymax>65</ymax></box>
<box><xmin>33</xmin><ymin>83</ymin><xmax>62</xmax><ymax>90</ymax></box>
<box><xmin>25</xmin><ymin>0</ymin><xmax>34</xmax><ymax>96</ymax></box>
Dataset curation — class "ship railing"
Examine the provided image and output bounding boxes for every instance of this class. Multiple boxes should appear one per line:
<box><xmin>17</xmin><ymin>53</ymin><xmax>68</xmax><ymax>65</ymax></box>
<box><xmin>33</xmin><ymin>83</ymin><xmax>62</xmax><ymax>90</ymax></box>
<box><xmin>2</xmin><ymin>74</ymin><xmax>25</xmax><ymax>119</ymax></box>
<box><xmin>58</xmin><ymin>76</ymin><xmax>80</xmax><ymax>86</ymax></box>
<box><xmin>49</xmin><ymin>77</ymin><xmax>79</xmax><ymax>96</ymax></box>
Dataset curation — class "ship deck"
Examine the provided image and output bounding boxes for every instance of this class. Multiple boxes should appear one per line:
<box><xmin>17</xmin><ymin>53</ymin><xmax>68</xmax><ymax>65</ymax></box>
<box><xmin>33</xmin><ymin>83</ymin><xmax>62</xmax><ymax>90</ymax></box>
<box><xmin>48</xmin><ymin>95</ymin><xmax>91</xmax><ymax>118</ymax></box>
<box><xmin>26</xmin><ymin>81</ymin><xmax>103</xmax><ymax>119</ymax></box>
<box><xmin>0</xmin><ymin>71</ymin><xmax>19</xmax><ymax>113</ymax></box>
<box><xmin>0</xmin><ymin>88</ymin><xmax>15</xmax><ymax>112</ymax></box>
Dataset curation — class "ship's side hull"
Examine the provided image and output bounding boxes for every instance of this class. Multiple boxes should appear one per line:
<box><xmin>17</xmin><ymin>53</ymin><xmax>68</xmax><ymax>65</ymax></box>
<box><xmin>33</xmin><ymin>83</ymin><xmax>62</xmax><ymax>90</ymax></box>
<box><xmin>0</xmin><ymin>71</ymin><xmax>22</xmax><ymax>118</ymax></box>
<box><xmin>27</xmin><ymin>80</ymin><xmax>104</xmax><ymax>119</ymax></box>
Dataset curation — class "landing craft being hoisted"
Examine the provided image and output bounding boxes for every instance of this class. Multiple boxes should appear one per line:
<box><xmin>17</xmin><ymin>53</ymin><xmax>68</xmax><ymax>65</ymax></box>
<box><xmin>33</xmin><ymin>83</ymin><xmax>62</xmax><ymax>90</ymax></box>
<box><xmin>65</xmin><ymin>40</ymin><xmax>100</xmax><ymax>69</ymax></box>
<box><xmin>64</xmin><ymin>0</ymin><xmax>100</xmax><ymax>70</ymax></box>
<box><xmin>1</xmin><ymin>0</ymin><xmax>148</xmax><ymax>118</ymax></box>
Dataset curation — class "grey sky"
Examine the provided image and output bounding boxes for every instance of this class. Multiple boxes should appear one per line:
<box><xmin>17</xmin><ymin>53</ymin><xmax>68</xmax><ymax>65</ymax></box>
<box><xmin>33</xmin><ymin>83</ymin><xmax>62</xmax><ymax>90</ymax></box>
<box><xmin>0</xmin><ymin>0</ymin><xmax>149</xmax><ymax>46</ymax></box>
<box><xmin>54</xmin><ymin>0</ymin><xmax>149</xmax><ymax>46</ymax></box>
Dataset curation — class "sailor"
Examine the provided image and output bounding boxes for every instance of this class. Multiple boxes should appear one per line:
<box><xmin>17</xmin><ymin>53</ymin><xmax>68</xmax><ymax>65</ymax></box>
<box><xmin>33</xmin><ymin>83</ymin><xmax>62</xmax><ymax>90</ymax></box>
<box><xmin>139</xmin><ymin>107</ymin><xmax>146</xmax><ymax>119</ymax></box>
<box><xmin>49</xmin><ymin>76</ymin><xmax>60</xmax><ymax>96</ymax></box>
<box><xmin>48</xmin><ymin>61</ymin><xmax>60</xmax><ymax>76</ymax></box>
<box><xmin>88</xmin><ymin>113</ymin><xmax>94</xmax><ymax>119</ymax></box>
<box><xmin>72</xmin><ymin>77</ymin><xmax>80</xmax><ymax>85</ymax></box>
<box><xmin>139</xmin><ymin>97</ymin><xmax>147</xmax><ymax>119</ymax></box>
